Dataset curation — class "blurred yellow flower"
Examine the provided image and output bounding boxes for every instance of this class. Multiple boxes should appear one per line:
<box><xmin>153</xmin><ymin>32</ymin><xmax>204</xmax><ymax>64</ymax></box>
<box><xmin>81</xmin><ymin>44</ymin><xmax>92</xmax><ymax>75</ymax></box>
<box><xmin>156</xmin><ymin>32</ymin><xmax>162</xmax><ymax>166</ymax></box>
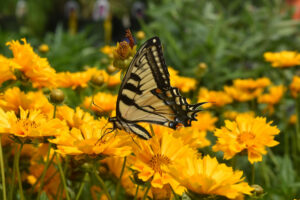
<box><xmin>290</xmin><ymin>76</ymin><xmax>300</xmax><ymax>98</ymax></box>
<box><xmin>136</xmin><ymin>31</ymin><xmax>146</xmax><ymax>40</ymax></box>
<box><xmin>49</xmin><ymin>119</ymin><xmax>132</xmax><ymax>157</ymax></box>
<box><xmin>129</xmin><ymin>131</ymin><xmax>196</xmax><ymax>194</ymax></box>
<box><xmin>224</xmin><ymin>86</ymin><xmax>261</xmax><ymax>102</ymax></box>
<box><xmin>289</xmin><ymin>114</ymin><xmax>297</xmax><ymax>125</ymax></box>
<box><xmin>56</xmin><ymin>68</ymin><xmax>98</xmax><ymax>89</ymax></box>
<box><xmin>264</xmin><ymin>51</ymin><xmax>300</xmax><ymax>68</ymax></box>
<box><xmin>192</xmin><ymin>112</ymin><xmax>218</xmax><ymax>132</ymax></box>
<box><xmin>233</xmin><ymin>77</ymin><xmax>271</xmax><ymax>90</ymax></box>
<box><xmin>38</xmin><ymin>44</ymin><xmax>49</xmax><ymax>53</ymax></box>
<box><xmin>6</xmin><ymin>38</ymin><xmax>57</xmax><ymax>88</ymax></box>
<box><xmin>0</xmin><ymin>107</ymin><xmax>67</xmax><ymax>138</ymax></box>
<box><xmin>198</xmin><ymin>88</ymin><xmax>232</xmax><ymax>108</ymax></box>
<box><xmin>258</xmin><ymin>85</ymin><xmax>286</xmax><ymax>114</ymax></box>
<box><xmin>83</xmin><ymin>92</ymin><xmax>117</xmax><ymax>114</ymax></box>
<box><xmin>169</xmin><ymin>155</ymin><xmax>253</xmax><ymax>199</ymax></box>
<box><xmin>223</xmin><ymin>110</ymin><xmax>255</xmax><ymax>120</ymax></box>
<box><xmin>168</xmin><ymin>67</ymin><xmax>197</xmax><ymax>92</ymax></box>
<box><xmin>56</xmin><ymin>105</ymin><xmax>96</xmax><ymax>129</ymax></box>
<box><xmin>213</xmin><ymin>114</ymin><xmax>280</xmax><ymax>163</ymax></box>
<box><xmin>0</xmin><ymin>55</ymin><xmax>21</xmax><ymax>85</ymax></box>
<box><xmin>100</xmin><ymin>45</ymin><xmax>114</xmax><ymax>58</ymax></box>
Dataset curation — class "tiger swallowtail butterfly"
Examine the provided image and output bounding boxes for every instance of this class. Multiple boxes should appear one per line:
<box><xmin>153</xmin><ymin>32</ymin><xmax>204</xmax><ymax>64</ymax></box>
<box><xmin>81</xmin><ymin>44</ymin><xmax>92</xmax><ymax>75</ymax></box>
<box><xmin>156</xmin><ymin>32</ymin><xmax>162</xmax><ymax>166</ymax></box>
<box><xmin>108</xmin><ymin>37</ymin><xmax>205</xmax><ymax>140</ymax></box>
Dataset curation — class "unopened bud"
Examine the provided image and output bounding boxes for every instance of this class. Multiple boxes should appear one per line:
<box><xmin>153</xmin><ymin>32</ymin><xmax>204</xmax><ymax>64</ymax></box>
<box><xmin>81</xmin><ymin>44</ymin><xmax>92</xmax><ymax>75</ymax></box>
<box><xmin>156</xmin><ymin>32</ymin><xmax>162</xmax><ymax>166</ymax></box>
<box><xmin>91</xmin><ymin>74</ymin><xmax>104</xmax><ymax>87</ymax></box>
<box><xmin>107</xmin><ymin>65</ymin><xmax>118</xmax><ymax>74</ymax></box>
<box><xmin>50</xmin><ymin>89</ymin><xmax>65</xmax><ymax>104</ymax></box>
<box><xmin>251</xmin><ymin>184</ymin><xmax>264</xmax><ymax>195</ymax></box>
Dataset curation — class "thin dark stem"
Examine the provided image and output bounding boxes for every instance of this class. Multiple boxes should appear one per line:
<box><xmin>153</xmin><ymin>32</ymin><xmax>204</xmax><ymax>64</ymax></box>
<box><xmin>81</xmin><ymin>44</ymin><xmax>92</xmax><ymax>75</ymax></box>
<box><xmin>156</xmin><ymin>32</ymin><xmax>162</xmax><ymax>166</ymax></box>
<box><xmin>75</xmin><ymin>173</ymin><xmax>88</xmax><ymax>200</ymax></box>
<box><xmin>170</xmin><ymin>186</ymin><xmax>179</xmax><ymax>200</ymax></box>
<box><xmin>0</xmin><ymin>136</ymin><xmax>7</xmax><ymax>200</ymax></box>
<box><xmin>115</xmin><ymin>157</ymin><xmax>127</xmax><ymax>200</ymax></box>
<box><xmin>94</xmin><ymin>167</ymin><xmax>112</xmax><ymax>200</ymax></box>
<box><xmin>9</xmin><ymin>145</ymin><xmax>17</xmax><ymax>200</ymax></box>
<box><xmin>142</xmin><ymin>183</ymin><xmax>151</xmax><ymax>200</ymax></box>
<box><xmin>56</xmin><ymin>154</ymin><xmax>70</xmax><ymax>200</ymax></box>
<box><xmin>133</xmin><ymin>185</ymin><xmax>139</xmax><ymax>200</ymax></box>
<box><xmin>251</xmin><ymin>163</ymin><xmax>255</xmax><ymax>185</ymax></box>
<box><xmin>16</xmin><ymin>143</ymin><xmax>24</xmax><ymax>200</ymax></box>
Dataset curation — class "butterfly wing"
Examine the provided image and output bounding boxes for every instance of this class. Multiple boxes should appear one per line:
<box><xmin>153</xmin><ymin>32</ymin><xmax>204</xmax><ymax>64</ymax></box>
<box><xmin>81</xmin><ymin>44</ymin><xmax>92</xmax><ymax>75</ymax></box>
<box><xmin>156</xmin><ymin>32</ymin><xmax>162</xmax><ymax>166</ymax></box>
<box><xmin>116</xmin><ymin>37</ymin><xmax>203</xmax><ymax>139</ymax></box>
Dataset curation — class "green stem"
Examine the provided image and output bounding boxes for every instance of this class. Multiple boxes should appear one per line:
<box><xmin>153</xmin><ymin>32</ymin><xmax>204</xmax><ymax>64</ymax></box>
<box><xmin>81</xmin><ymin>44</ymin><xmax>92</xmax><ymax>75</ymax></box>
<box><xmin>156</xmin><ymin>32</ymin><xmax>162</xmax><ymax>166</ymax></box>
<box><xmin>36</xmin><ymin>143</ymin><xmax>52</xmax><ymax>200</ymax></box>
<box><xmin>170</xmin><ymin>186</ymin><xmax>179</xmax><ymax>200</ymax></box>
<box><xmin>251</xmin><ymin>163</ymin><xmax>255</xmax><ymax>185</ymax></box>
<box><xmin>56</xmin><ymin>154</ymin><xmax>70</xmax><ymax>200</ymax></box>
<box><xmin>75</xmin><ymin>173</ymin><xmax>88</xmax><ymax>200</ymax></box>
<box><xmin>231</xmin><ymin>156</ymin><xmax>237</xmax><ymax>170</ymax></box>
<box><xmin>94</xmin><ymin>167</ymin><xmax>112</xmax><ymax>200</ymax></box>
<box><xmin>142</xmin><ymin>183</ymin><xmax>151</xmax><ymax>200</ymax></box>
<box><xmin>0</xmin><ymin>136</ymin><xmax>7</xmax><ymax>200</ymax></box>
<box><xmin>296</xmin><ymin>95</ymin><xmax>300</xmax><ymax>152</ymax></box>
<box><xmin>16</xmin><ymin>143</ymin><xmax>24</xmax><ymax>200</ymax></box>
<box><xmin>133</xmin><ymin>185</ymin><xmax>139</xmax><ymax>200</ymax></box>
<box><xmin>53</xmin><ymin>104</ymin><xmax>57</xmax><ymax>119</ymax></box>
<box><xmin>115</xmin><ymin>157</ymin><xmax>127</xmax><ymax>200</ymax></box>
<box><xmin>284</xmin><ymin>129</ymin><xmax>289</xmax><ymax>156</ymax></box>
<box><xmin>9</xmin><ymin>145</ymin><xmax>17</xmax><ymax>200</ymax></box>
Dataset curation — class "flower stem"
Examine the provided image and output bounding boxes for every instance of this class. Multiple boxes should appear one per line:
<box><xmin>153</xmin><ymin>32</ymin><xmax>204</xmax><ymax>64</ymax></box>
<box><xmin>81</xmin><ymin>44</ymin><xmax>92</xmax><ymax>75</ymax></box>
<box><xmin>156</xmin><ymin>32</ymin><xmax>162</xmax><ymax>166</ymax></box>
<box><xmin>296</xmin><ymin>95</ymin><xmax>300</xmax><ymax>152</ymax></box>
<box><xmin>16</xmin><ymin>143</ymin><xmax>24</xmax><ymax>200</ymax></box>
<box><xmin>56</xmin><ymin>154</ymin><xmax>70</xmax><ymax>200</ymax></box>
<box><xmin>9</xmin><ymin>145</ymin><xmax>17</xmax><ymax>200</ymax></box>
<box><xmin>251</xmin><ymin>163</ymin><xmax>255</xmax><ymax>185</ymax></box>
<box><xmin>94</xmin><ymin>167</ymin><xmax>112</xmax><ymax>200</ymax></box>
<box><xmin>36</xmin><ymin>143</ymin><xmax>52</xmax><ymax>200</ymax></box>
<box><xmin>75</xmin><ymin>172</ymin><xmax>88</xmax><ymax>200</ymax></box>
<box><xmin>133</xmin><ymin>185</ymin><xmax>139</xmax><ymax>200</ymax></box>
<box><xmin>142</xmin><ymin>183</ymin><xmax>151</xmax><ymax>200</ymax></box>
<box><xmin>53</xmin><ymin>104</ymin><xmax>57</xmax><ymax>119</ymax></box>
<box><xmin>0</xmin><ymin>136</ymin><xmax>7</xmax><ymax>200</ymax></box>
<box><xmin>115</xmin><ymin>157</ymin><xmax>127</xmax><ymax>200</ymax></box>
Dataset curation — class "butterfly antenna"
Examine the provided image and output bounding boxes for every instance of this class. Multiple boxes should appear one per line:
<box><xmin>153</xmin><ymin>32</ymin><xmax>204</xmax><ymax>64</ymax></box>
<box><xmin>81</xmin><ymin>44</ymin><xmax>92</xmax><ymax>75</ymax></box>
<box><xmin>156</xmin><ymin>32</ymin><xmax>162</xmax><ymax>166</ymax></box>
<box><xmin>91</xmin><ymin>100</ymin><xmax>105</xmax><ymax>113</ymax></box>
<box><xmin>95</xmin><ymin>127</ymin><xmax>114</xmax><ymax>145</ymax></box>
<box><xmin>129</xmin><ymin>134</ymin><xmax>142</xmax><ymax>150</ymax></box>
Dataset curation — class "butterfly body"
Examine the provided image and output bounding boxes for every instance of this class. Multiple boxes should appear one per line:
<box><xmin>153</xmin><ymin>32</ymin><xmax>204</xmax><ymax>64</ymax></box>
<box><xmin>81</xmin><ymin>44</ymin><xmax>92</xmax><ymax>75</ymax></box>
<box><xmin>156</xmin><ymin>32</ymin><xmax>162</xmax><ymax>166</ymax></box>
<box><xmin>109</xmin><ymin>37</ymin><xmax>205</xmax><ymax>140</ymax></box>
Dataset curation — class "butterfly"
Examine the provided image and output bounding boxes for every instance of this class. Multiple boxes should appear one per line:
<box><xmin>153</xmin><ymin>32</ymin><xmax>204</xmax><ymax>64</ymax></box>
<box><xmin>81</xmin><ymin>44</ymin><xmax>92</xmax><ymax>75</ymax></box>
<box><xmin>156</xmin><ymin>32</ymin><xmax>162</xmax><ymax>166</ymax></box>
<box><xmin>108</xmin><ymin>37</ymin><xmax>205</xmax><ymax>140</ymax></box>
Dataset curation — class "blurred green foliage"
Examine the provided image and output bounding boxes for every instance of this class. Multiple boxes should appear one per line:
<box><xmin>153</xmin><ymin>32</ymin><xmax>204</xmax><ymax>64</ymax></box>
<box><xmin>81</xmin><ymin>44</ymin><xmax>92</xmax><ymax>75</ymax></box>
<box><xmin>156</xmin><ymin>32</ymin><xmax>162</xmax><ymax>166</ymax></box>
<box><xmin>142</xmin><ymin>0</ymin><xmax>300</xmax><ymax>89</ymax></box>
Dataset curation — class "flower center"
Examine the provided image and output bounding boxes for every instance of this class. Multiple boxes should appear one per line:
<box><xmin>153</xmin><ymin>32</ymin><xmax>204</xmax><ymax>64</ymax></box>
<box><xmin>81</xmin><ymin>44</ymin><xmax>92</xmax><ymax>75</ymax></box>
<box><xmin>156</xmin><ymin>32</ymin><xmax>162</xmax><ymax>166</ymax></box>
<box><xmin>237</xmin><ymin>131</ymin><xmax>255</xmax><ymax>143</ymax></box>
<box><xmin>149</xmin><ymin>154</ymin><xmax>171</xmax><ymax>174</ymax></box>
<box><xmin>16</xmin><ymin>119</ymin><xmax>39</xmax><ymax>134</ymax></box>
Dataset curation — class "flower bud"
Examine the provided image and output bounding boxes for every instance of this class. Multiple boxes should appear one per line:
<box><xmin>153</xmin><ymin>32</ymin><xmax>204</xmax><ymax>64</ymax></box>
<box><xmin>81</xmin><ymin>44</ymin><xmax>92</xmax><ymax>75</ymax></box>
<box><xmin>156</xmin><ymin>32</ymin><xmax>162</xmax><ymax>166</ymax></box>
<box><xmin>107</xmin><ymin>65</ymin><xmax>118</xmax><ymax>74</ymax></box>
<box><xmin>251</xmin><ymin>184</ymin><xmax>264</xmax><ymax>195</ymax></box>
<box><xmin>136</xmin><ymin>31</ymin><xmax>145</xmax><ymax>40</ymax></box>
<box><xmin>91</xmin><ymin>74</ymin><xmax>104</xmax><ymax>87</ymax></box>
<box><xmin>50</xmin><ymin>89</ymin><xmax>65</xmax><ymax>104</ymax></box>
<box><xmin>38</xmin><ymin>44</ymin><xmax>49</xmax><ymax>53</ymax></box>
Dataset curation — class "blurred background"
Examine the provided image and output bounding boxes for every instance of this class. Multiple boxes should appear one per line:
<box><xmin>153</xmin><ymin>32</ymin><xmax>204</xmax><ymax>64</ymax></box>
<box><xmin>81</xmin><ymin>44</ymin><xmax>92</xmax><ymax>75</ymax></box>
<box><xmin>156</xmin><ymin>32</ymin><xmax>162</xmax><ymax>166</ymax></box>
<box><xmin>0</xmin><ymin>0</ymin><xmax>299</xmax><ymax>85</ymax></box>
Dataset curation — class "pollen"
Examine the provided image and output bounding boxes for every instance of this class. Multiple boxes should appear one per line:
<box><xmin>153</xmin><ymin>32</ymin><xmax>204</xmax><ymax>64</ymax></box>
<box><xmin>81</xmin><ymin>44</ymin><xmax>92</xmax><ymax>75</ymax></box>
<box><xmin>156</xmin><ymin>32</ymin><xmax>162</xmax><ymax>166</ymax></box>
<box><xmin>149</xmin><ymin>154</ymin><xmax>171</xmax><ymax>174</ymax></box>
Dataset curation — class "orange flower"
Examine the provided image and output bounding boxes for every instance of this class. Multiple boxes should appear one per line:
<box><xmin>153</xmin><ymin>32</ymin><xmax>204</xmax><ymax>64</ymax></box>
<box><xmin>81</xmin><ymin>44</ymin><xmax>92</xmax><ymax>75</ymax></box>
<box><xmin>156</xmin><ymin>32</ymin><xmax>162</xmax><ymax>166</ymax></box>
<box><xmin>82</xmin><ymin>92</ymin><xmax>117</xmax><ymax>114</ymax></box>
<box><xmin>6</xmin><ymin>38</ymin><xmax>57</xmax><ymax>88</ymax></box>
<box><xmin>129</xmin><ymin>131</ymin><xmax>196</xmax><ymax>194</ymax></box>
<box><xmin>169</xmin><ymin>155</ymin><xmax>253</xmax><ymax>199</ymax></box>
<box><xmin>233</xmin><ymin>77</ymin><xmax>271</xmax><ymax>90</ymax></box>
<box><xmin>213</xmin><ymin>114</ymin><xmax>280</xmax><ymax>163</ymax></box>
<box><xmin>56</xmin><ymin>105</ymin><xmax>96</xmax><ymax>129</ymax></box>
<box><xmin>56</xmin><ymin>68</ymin><xmax>98</xmax><ymax>89</ymax></box>
<box><xmin>224</xmin><ymin>86</ymin><xmax>259</xmax><ymax>102</ymax></box>
<box><xmin>0</xmin><ymin>55</ymin><xmax>21</xmax><ymax>85</ymax></box>
<box><xmin>223</xmin><ymin>110</ymin><xmax>255</xmax><ymax>120</ymax></box>
<box><xmin>169</xmin><ymin>67</ymin><xmax>197</xmax><ymax>92</ymax></box>
<box><xmin>198</xmin><ymin>88</ymin><xmax>232</xmax><ymax>108</ymax></box>
<box><xmin>49</xmin><ymin>118</ymin><xmax>132</xmax><ymax>157</ymax></box>
<box><xmin>264</xmin><ymin>51</ymin><xmax>300</xmax><ymax>68</ymax></box>
<box><xmin>290</xmin><ymin>76</ymin><xmax>300</xmax><ymax>98</ymax></box>
<box><xmin>258</xmin><ymin>85</ymin><xmax>286</xmax><ymax>114</ymax></box>
<box><xmin>0</xmin><ymin>107</ymin><xmax>67</xmax><ymax>138</ymax></box>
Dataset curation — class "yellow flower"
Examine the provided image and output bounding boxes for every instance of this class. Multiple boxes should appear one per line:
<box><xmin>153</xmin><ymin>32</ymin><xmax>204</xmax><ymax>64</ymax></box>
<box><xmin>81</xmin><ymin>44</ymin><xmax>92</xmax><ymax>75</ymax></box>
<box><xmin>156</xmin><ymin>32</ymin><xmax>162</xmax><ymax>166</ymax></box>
<box><xmin>168</xmin><ymin>67</ymin><xmax>197</xmax><ymax>92</ymax></box>
<box><xmin>129</xmin><ymin>131</ymin><xmax>196</xmax><ymax>194</ymax></box>
<box><xmin>49</xmin><ymin>118</ymin><xmax>132</xmax><ymax>157</ymax></box>
<box><xmin>213</xmin><ymin>114</ymin><xmax>280</xmax><ymax>163</ymax></box>
<box><xmin>6</xmin><ymin>38</ymin><xmax>57</xmax><ymax>88</ymax></box>
<box><xmin>38</xmin><ymin>44</ymin><xmax>49</xmax><ymax>53</ymax></box>
<box><xmin>0</xmin><ymin>107</ymin><xmax>67</xmax><ymax>138</ymax></box>
<box><xmin>56</xmin><ymin>105</ymin><xmax>96</xmax><ymax>129</ymax></box>
<box><xmin>82</xmin><ymin>92</ymin><xmax>117</xmax><ymax>114</ymax></box>
<box><xmin>198</xmin><ymin>88</ymin><xmax>232</xmax><ymax>108</ymax></box>
<box><xmin>0</xmin><ymin>55</ymin><xmax>21</xmax><ymax>85</ymax></box>
<box><xmin>169</xmin><ymin>155</ymin><xmax>253</xmax><ymax>199</ymax></box>
<box><xmin>56</xmin><ymin>68</ymin><xmax>98</xmax><ymax>89</ymax></box>
<box><xmin>258</xmin><ymin>85</ymin><xmax>286</xmax><ymax>114</ymax></box>
<box><xmin>0</xmin><ymin>87</ymin><xmax>54</xmax><ymax>116</ymax></box>
<box><xmin>290</xmin><ymin>76</ymin><xmax>300</xmax><ymax>98</ymax></box>
<box><xmin>136</xmin><ymin>31</ymin><xmax>146</xmax><ymax>40</ymax></box>
<box><xmin>224</xmin><ymin>86</ymin><xmax>261</xmax><ymax>102</ymax></box>
<box><xmin>233</xmin><ymin>77</ymin><xmax>271</xmax><ymax>90</ymax></box>
<box><xmin>289</xmin><ymin>114</ymin><xmax>297</xmax><ymax>125</ymax></box>
<box><xmin>264</xmin><ymin>51</ymin><xmax>300</xmax><ymax>68</ymax></box>
<box><xmin>100</xmin><ymin>45</ymin><xmax>114</xmax><ymax>58</ymax></box>
<box><xmin>223</xmin><ymin>110</ymin><xmax>255</xmax><ymax>120</ymax></box>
